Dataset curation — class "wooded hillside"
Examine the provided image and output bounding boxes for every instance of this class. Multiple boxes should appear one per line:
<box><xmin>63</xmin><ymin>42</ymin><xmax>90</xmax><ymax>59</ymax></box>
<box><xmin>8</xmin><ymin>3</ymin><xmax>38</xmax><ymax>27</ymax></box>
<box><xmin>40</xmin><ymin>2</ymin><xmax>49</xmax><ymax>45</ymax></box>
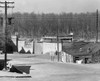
<box><xmin>1</xmin><ymin>12</ymin><xmax>99</xmax><ymax>40</ymax></box>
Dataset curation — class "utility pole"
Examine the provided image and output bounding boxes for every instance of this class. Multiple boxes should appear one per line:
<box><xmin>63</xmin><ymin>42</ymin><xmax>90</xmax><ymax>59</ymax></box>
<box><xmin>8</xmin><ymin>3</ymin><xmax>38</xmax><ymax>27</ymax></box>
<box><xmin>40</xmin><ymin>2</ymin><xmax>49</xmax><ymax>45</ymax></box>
<box><xmin>0</xmin><ymin>1</ymin><xmax>14</xmax><ymax>70</ymax></box>
<box><xmin>96</xmin><ymin>9</ymin><xmax>99</xmax><ymax>43</ymax></box>
<box><xmin>57</xmin><ymin>18</ymin><xmax>60</xmax><ymax>62</ymax></box>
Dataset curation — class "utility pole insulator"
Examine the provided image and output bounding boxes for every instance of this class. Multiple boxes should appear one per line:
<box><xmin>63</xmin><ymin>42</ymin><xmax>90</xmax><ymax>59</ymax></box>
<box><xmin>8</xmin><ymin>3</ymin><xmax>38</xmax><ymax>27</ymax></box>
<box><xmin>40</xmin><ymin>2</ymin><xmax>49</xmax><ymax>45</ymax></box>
<box><xmin>0</xmin><ymin>17</ymin><xmax>3</xmax><ymax>26</ymax></box>
<box><xmin>7</xmin><ymin>6</ymin><xmax>14</xmax><ymax>8</ymax></box>
<box><xmin>8</xmin><ymin>17</ymin><xmax>14</xmax><ymax>25</ymax></box>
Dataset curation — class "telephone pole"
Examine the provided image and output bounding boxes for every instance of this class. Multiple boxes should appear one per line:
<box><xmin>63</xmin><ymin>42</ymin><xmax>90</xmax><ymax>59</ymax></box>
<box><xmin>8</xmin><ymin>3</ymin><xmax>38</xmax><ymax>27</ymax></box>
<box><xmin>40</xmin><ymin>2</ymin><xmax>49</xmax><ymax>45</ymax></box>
<box><xmin>0</xmin><ymin>1</ymin><xmax>14</xmax><ymax>70</ymax></box>
<box><xmin>96</xmin><ymin>9</ymin><xmax>99</xmax><ymax>43</ymax></box>
<box><xmin>57</xmin><ymin>18</ymin><xmax>60</xmax><ymax>62</ymax></box>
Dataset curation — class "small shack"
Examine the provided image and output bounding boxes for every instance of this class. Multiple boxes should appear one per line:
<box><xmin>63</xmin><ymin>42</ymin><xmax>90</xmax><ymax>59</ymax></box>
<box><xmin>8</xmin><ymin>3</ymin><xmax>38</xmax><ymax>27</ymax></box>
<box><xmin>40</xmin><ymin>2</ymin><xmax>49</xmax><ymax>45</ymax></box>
<box><xmin>63</xmin><ymin>41</ymin><xmax>100</xmax><ymax>64</ymax></box>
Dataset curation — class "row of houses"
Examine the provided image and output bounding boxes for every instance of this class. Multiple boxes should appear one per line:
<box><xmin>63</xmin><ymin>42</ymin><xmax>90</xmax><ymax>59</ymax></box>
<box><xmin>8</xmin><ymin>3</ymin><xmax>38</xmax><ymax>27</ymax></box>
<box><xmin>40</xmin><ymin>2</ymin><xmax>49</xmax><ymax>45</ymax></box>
<box><xmin>11</xmin><ymin>35</ymin><xmax>100</xmax><ymax>64</ymax></box>
<box><xmin>11</xmin><ymin>35</ymin><xmax>73</xmax><ymax>54</ymax></box>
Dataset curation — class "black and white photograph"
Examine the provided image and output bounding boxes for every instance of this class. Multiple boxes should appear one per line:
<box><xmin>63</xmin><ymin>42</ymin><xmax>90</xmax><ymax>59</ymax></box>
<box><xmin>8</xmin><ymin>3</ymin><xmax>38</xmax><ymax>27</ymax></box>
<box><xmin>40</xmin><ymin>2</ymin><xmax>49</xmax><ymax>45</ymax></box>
<box><xmin>0</xmin><ymin>0</ymin><xmax>100</xmax><ymax>81</ymax></box>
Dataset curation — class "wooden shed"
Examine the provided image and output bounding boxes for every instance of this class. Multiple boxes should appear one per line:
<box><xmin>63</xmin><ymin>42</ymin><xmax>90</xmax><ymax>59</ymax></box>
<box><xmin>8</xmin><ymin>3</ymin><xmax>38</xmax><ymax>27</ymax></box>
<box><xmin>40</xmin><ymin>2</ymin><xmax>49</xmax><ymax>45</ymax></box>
<box><xmin>63</xmin><ymin>41</ymin><xmax>100</xmax><ymax>64</ymax></box>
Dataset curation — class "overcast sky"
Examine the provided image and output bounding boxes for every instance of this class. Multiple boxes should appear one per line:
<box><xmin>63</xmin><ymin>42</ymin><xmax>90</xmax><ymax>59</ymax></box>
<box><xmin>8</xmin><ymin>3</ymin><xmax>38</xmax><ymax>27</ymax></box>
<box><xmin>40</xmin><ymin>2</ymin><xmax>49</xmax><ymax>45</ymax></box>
<box><xmin>0</xmin><ymin>0</ymin><xmax>100</xmax><ymax>13</ymax></box>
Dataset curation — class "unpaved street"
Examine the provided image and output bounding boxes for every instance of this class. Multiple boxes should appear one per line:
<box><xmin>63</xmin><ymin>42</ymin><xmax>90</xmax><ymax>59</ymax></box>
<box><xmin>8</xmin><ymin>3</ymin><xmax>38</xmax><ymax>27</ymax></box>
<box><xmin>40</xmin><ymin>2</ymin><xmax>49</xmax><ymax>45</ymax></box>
<box><xmin>0</xmin><ymin>54</ymin><xmax>100</xmax><ymax>81</ymax></box>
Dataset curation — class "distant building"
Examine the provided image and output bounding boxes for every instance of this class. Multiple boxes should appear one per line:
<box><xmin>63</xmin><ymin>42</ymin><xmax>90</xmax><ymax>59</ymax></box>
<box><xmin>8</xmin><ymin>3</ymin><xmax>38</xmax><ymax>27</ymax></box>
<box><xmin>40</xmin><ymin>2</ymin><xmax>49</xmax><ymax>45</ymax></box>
<box><xmin>11</xmin><ymin>35</ymin><xmax>33</xmax><ymax>54</ymax></box>
<box><xmin>34</xmin><ymin>36</ymin><xmax>73</xmax><ymax>54</ymax></box>
<box><xmin>11</xmin><ymin>36</ymin><xmax>17</xmax><ymax>45</ymax></box>
<box><xmin>18</xmin><ymin>38</ymin><xmax>33</xmax><ymax>54</ymax></box>
<box><xmin>11</xmin><ymin>35</ymin><xmax>74</xmax><ymax>55</ymax></box>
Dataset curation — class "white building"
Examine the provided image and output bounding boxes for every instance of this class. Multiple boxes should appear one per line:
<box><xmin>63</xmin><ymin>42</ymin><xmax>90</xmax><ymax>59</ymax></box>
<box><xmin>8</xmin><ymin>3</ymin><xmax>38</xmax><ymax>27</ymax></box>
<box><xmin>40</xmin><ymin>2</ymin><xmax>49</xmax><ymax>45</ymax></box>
<box><xmin>35</xmin><ymin>36</ymin><xmax>73</xmax><ymax>54</ymax></box>
<box><xmin>11</xmin><ymin>35</ymin><xmax>34</xmax><ymax>54</ymax></box>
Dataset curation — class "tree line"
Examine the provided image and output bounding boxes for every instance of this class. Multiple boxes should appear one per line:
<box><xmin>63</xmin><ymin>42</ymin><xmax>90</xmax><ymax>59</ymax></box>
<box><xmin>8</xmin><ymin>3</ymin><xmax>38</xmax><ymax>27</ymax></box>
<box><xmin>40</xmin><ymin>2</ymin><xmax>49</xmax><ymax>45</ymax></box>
<box><xmin>0</xmin><ymin>12</ymin><xmax>99</xmax><ymax>40</ymax></box>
